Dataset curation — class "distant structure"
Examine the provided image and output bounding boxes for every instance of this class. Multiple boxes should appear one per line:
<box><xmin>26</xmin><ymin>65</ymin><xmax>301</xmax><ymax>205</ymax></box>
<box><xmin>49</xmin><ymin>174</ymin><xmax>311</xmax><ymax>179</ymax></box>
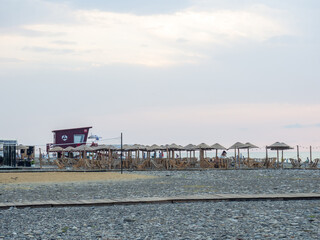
<box><xmin>48</xmin><ymin>126</ymin><xmax>92</xmax><ymax>150</ymax></box>
<box><xmin>0</xmin><ymin>140</ymin><xmax>17</xmax><ymax>167</ymax></box>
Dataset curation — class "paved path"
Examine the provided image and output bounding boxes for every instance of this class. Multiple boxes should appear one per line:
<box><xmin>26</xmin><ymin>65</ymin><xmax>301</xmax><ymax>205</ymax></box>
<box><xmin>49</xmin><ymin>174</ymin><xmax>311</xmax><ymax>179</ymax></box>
<box><xmin>1</xmin><ymin>193</ymin><xmax>319</xmax><ymax>210</ymax></box>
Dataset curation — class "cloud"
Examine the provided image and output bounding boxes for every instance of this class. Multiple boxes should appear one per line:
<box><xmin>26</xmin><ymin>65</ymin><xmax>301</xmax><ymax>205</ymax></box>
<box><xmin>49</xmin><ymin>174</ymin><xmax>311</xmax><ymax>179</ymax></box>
<box><xmin>284</xmin><ymin>124</ymin><xmax>303</xmax><ymax>129</ymax></box>
<box><xmin>0</xmin><ymin>57</ymin><xmax>24</xmax><ymax>63</ymax></box>
<box><xmin>22</xmin><ymin>46</ymin><xmax>75</xmax><ymax>54</ymax></box>
<box><xmin>0</xmin><ymin>4</ymin><xmax>291</xmax><ymax>67</ymax></box>
<box><xmin>284</xmin><ymin>123</ymin><xmax>320</xmax><ymax>129</ymax></box>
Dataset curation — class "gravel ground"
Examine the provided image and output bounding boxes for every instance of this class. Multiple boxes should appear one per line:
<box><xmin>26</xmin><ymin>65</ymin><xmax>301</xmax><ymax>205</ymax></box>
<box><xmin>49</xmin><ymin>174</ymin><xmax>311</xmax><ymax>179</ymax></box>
<box><xmin>0</xmin><ymin>170</ymin><xmax>319</xmax><ymax>239</ymax></box>
<box><xmin>0</xmin><ymin>200</ymin><xmax>319</xmax><ymax>239</ymax></box>
<box><xmin>0</xmin><ymin>170</ymin><xmax>319</xmax><ymax>202</ymax></box>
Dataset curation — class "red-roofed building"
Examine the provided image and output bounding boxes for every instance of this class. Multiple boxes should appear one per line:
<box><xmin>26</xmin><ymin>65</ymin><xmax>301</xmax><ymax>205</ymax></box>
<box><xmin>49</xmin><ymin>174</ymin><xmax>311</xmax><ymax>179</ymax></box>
<box><xmin>49</xmin><ymin>126</ymin><xmax>92</xmax><ymax>149</ymax></box>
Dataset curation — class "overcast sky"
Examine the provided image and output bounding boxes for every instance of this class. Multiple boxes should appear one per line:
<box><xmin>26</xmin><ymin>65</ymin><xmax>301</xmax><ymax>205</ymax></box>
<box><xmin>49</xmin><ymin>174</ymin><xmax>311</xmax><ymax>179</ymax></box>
<box><xmin>1</xmin><ymin>0</ymin><xmax>320</xmax><ymax>148</ymax></box>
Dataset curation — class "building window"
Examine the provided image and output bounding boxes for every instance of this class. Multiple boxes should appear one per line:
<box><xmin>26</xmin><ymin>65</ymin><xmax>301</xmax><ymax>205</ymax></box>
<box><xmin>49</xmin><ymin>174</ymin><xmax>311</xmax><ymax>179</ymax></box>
<box><xmin>74</xmin><ymin>134</ymin><xmax>85</xmax><ymax>144</ymax></box>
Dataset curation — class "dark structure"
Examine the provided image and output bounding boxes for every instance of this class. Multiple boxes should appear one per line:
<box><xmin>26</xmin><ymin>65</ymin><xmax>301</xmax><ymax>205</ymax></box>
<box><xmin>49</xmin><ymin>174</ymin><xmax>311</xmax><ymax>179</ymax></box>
<box><xmin>0</xmin><ymin>140</ymin><xmax>17</xmax><ymax>167</ymax></box>
<box><xmin>49</xmin><ymin>126</ymin><xmax>92</xmax><ymax>149</ymax></box>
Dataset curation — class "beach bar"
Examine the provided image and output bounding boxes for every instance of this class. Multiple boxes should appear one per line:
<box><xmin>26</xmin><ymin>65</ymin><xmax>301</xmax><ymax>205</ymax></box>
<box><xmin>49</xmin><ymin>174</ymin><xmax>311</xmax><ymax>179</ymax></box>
<box><xmin>48</xmin><ymin>126</ymin><xmax>92</xmax><ymax>150</ymax></box>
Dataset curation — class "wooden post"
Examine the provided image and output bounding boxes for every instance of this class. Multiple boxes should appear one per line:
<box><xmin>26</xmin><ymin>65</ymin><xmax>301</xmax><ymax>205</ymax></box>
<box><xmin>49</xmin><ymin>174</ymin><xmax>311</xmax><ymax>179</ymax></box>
<box><xmin>234</xmin><ymin>148</ymin><xmax>236</xmax><ymax>169</ymax></box>
<box><xmin>247</xmin><ymin>148</ymin><xmax>250</xmax><ymax>167</ymax></box>
<box><xmin>297</xmin><ymin>145</ymin><xmax>299</xmax><ymax>161</ymax></box>
<box><xmin>310</xmin><ymin>146</ymin><xmax>312</xmax><ymax>163</ymax></box>
<box><xmin>120</xmin><ymin>132</ymin><xmax>123</xmax><ymax>174</ymax></box>
<box><xmin>265</xmin><ymin>146</ymin><xmax>268</xmax><ymax>168</ymax></box>
<box><xmin>281</xmin><ymin>150</ymin><xmax>284</xmax><ymax>169</ymax></box>
<box><xmin>39</xmin><ymin>148</ymin><xmax>42</xmax><ymax>169</ymax></box>
<box><xmin>238</xmin><ymin>148</ymin><xmax>240</xmax><ymax>169</ymax></box>
<box><xmin>277</xmin><ymin>150</ymin><xmax>279</xmax><ymax>168</ymax></box>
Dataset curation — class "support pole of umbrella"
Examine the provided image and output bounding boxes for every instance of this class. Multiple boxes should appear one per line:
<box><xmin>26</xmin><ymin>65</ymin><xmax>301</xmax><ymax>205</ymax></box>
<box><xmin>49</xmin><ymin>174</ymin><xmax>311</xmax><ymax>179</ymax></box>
<box><xmin>234</xmin><ymin>149</ymin><xmax>236</xmax><ymax>170</ymax></box>
<box><xmin>265</xmin><ymin>146</ymin><xmax>268</xmax><ymax>168</ymax></box>
<box><xmin>281</xmin><ymin>150</ymin><xmax>284</xmax><ymax>169</ymax></box>
<box><xmin>247</xmin><ymin>148</ymin><xmax>250</xmax><ymax>167</ymax></box>
<box><xmin>120</xmin><ymin>132</ymin><xmax>123</xmax><ymax>174</ymax></box>
<box><xmin>39</xmin><ymin>148</ymin><xmax>42</xmax><ymax>169</ymax></box>
<box><xmin>277</xmin><ymin>150</ymin><xmax>279</xmax><ymax>168</ymax></box>
<box><xmin>310</xmin><ymin>146</ymin><xmax>312</xmax><ymax>163</ymax></box>
<box><xmin>297</xmin><ymin>145</ymin><xmax>299</xmax><ymax>161</ymax></box>
<box><xmin>238</xmin><ymin>148</ymin><xmax>240</xmax><ymax>169</ymax></box>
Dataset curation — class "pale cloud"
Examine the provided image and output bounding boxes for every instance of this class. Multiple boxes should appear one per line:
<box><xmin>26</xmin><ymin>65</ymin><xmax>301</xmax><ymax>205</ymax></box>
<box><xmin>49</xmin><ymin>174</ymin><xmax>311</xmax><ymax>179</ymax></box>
<box><xmin>0</xmin><ymin>4</ymin><xmax>291</xmax><ymax>67</ymax></box>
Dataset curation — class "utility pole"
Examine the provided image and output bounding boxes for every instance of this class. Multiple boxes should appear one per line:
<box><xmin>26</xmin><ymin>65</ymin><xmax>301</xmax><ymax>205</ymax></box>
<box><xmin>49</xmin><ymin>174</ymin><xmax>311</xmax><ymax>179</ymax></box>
<box><xmin>120</xmin><ymin>133</ymin><xmax>123</xmax><ymax>174</ymax></box>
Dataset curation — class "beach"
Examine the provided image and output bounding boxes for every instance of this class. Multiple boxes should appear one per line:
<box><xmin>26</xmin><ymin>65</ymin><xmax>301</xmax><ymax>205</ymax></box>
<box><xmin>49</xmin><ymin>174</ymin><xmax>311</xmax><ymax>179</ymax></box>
<box><xmin>0</xmin><ymin>169</ymin><xmax>319</xmax><ymax>239</ymax></box>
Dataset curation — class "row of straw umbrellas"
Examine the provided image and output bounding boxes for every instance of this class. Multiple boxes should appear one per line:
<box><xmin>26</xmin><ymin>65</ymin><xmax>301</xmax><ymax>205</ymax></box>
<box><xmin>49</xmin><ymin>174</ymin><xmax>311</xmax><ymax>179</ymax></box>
<box><xmin>48</xmin><ymin>142</ymin><xmax>263</xmax><ymax>158</ymax></box>
<box><xmin>18</xmin><ymin>141</ymin><xmax>292</xmax><ymax>159</ymax></box>
<box><xmin>48</xmin><ymin>142</ymin><xmax>295</xmax><ymax>169</ymax></box>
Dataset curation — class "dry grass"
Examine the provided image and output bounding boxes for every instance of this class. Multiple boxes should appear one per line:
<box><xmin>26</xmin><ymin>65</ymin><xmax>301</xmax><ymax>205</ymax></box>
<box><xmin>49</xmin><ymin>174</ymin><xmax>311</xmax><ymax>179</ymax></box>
<box><xmin>0</xmin><ymin>172</ymin><xmax>155</xmax><ymax>184</ymax></box>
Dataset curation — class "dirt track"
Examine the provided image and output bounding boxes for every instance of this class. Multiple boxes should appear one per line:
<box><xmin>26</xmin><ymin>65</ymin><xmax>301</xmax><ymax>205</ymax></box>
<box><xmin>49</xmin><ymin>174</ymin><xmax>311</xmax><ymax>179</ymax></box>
<box><xmin>0</xmin><ymin>172</ymin><xmax>155</xmax><ymax>184</ymax></box>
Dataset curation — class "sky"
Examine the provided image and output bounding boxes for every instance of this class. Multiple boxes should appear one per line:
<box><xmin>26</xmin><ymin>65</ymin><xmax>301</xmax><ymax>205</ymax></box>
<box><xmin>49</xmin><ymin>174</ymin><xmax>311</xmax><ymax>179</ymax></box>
<box><xmin>1</xmin><ymin>0</ymin><xmax>320</xmax><ymax>149</ymax></box>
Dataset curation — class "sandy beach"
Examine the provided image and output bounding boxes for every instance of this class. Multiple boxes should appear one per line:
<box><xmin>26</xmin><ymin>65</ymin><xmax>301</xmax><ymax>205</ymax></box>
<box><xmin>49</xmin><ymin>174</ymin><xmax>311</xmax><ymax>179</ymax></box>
<box><xmin>0</xmin><ymin>172</ymin><xmax>155</xmax><ymax>184</ymax></box>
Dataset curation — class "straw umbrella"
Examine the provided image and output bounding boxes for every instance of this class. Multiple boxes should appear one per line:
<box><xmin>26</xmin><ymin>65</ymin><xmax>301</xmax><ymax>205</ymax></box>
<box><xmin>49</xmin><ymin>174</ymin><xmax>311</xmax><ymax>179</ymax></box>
<box><xmin>266</xmin><ymin>142</ymin><xmax>293</xmax><ymax>168</ymax></box>
<box><xmin>211</xmin><ymin>143</ymin><xmax>227</xmax><ymax>159</ymax></box>
<box><xmin>17</xmin><ymin>144</ymin><xmax>29</xmax><ymax>150</ymax></box>
<box><xmin>197</xmin><ymin>143</ymin><xmax>212</xmax><ymax>159</ymax></box>
<box><xmin>74</xmin><ymin>145</ymin><xmax>94</xmax><ymax>160</ymax></box>
<box><xmin>239</xmin><ymin>142</ymin><xmax>259</xmax><ymax>167</ymax></box>
<box><xmin>64</xmin><ymin>146</ymin><xmax>75</xmax><ymax>152</ymax></box>
<box><xmin>197</xmin><ymin>143</ymin><xmax>212</xmax><ymax>168</ymax></box>
<box><xmin>63</xmin><ymin>146</ymin><xmax>75</xmax><ymax>158</ymax></box>
<box><xmin>185</xmin><ymin>144</ymin><xmax>197</xmax><ymax>159</ymax></box>
<box><xmin>228</xmin><ymin>142</ymin><xmax>245</xmax><ymax>169</ymax></box>
<box><xmin>211</xmin><ymin>143</ymin><xmax>227</xmax><ymax>168</ymax></box>
<box><xmin>168</xmin><ymin>143</ymin><xmax>184</xmax><ymax>159</ymax></box>
<box><xmin>49</xmin><ymin>146</ymin><xmax>64</xmax><ymax>152</ymax></box>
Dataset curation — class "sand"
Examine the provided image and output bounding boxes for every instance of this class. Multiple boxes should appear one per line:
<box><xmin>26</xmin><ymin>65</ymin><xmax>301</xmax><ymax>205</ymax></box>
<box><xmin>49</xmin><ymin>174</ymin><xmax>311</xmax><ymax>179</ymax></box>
<box><xmin>0</xmin><ymin>172</ymin><xmax>155</xmax><ymax>184</ymax></box>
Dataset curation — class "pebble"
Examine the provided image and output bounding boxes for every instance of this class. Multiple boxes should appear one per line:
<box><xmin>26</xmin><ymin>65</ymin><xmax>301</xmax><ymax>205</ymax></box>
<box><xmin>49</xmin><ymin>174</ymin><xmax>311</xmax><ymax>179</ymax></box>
<box><xmin>0</xmin><ymin>170</ymin><xmax>319</xmax><ymax>239</ymax></box>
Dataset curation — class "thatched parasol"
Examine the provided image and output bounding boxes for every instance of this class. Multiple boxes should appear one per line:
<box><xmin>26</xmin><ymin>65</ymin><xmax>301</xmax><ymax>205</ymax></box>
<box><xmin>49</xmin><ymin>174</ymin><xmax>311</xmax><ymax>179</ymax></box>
<box><xmin>167</xmin><ymin>143</ymin><xmax>184</xmax><ymax>150</ymax></box>
<box><xmin>49</xmin><ymin>146</ymin><xmax>64</xmax><ymax>152</ymax></box>
<box><xmin>228</xmin><ymin>142</ymin><xmax>245</xmax><ymax>169</ymax></box>
<box><xmin>240</xmin><ymin>142</ymin><xmax>258</xmax><ymax>159</ymax></box>
<box><xmin>74</xmin><ymin>145</ymin><xmax>94</xmax><ymax>152</ymax></box>
<box><xmin>267</xmin><ymin>142</ymin><xmax>292</xmax><ymax>150</ymax></box>
<box><xmin>196</xmin><ymin>143</ymin><xmax>212</xmax><ymax>150</ymax></box>
<box><xmin>17</xmin><ymin>144</ymin><xmax>29</xmax><ymax>150</ymax></box>
<box><xmin>211</xmin><ymin>143</ymin><xmax>227</xmax><ymax>158</ymax></box>
<box><xmin>64</xmin><ymin>146</ymin><xmax>75</xmax><ymax>152</ymax></box>
<box><xmin>197</xmin><ymin>143</ymin><xmax>212</xmax><ymax>159</ymax></box>
<box><xmin>267</xmin><ymin>142</ymin><xmax>293</xmax><ymax>168</ymax></box>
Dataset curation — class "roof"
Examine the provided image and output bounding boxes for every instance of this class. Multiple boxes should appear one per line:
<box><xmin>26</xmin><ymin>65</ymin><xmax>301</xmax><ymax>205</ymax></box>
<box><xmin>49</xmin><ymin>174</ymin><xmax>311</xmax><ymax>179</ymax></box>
<box><xmin>267</xmin><ymin>142</ymin><xmax>293</xmax><ymax>150</ymax></box>
<box><xmin>211</xmin><ymin>143</ymin><xmax>227</xmax><ymax>150</ymax></box>
<box><xmin>228</xmin><ymin>142</ymin><xmax>245</xmax><ymax>150</ymax></box>
<box><xmin>52</xmin><ymin>126</ymin><xmax>92</xmax><ymax>133</ymax></box>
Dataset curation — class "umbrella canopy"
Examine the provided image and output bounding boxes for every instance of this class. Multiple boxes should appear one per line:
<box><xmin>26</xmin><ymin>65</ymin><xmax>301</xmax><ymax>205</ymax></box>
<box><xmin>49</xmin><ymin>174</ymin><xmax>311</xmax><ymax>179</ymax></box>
<box><xmin>49</xmin><ymin>146</ymin><xmax>64</xmax><ymax>152</ymax></box>
<box><xmin>121</xmin><ymin>144</ymin><xmax>136</xmax><ymax>151</ymax></box>
<box><xmin>64</xmin><ymin>146</ymin><xmax>75</xmax><ymax>152</ymax></box>
<box><xmin>95</xmin><ymin>144</ymin><xmax>118</xmax><ymax>151</ymax></box>
<box><xmin>184</xmin><ymin>144</ymin><xmax>197</xmax><ymax>151</ymax></box>
<box><xmin>228</xmin><ymin>142</ymin><xmax>245</xmax><ymax>150</ymax></box>
<box><xmin>148</xmin><ymin>144</ymin><xmax>164</xmax><ymax>151</ymax></box>
<box><xmin>211</xmin><ymin>143</ymin><xmax>227</xmax><ymax>150</ymax></box>
<box><xmin>92</xmin><ymin>144</ymin><xmax>108</xmax><ymax>151</ymax></box>
<box><xmin>267</xmin><ymin>142</ymin><xmax>293</xmax><ymax>150</ymax></box>
<box><xmin>17</xmin><ymin>144</ymin><xmax>29</xmax><ymax>150</ymax></box>
<box><xmin>132</xmin><ymin>144</ymin><xmax>147</xmax><ymax>150</ymax></box>
<box><xmin>240</xmin><ymin>142</ymin><xmax>259</xmax><ymax>149</ymax></box>
<box><xmin>74</xmin><ymin>145</ymin><xmax>94</xmax><ymax>152</ymax></box>
<box><xmin>167</xmin><ymin>143</ymin><xmax>184</xmax><ymax>150</ymax></box>
<box><xmin>197</xmin><ymin>143</ymin><xmax>212</xmax><ymax>150</ymax></box>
